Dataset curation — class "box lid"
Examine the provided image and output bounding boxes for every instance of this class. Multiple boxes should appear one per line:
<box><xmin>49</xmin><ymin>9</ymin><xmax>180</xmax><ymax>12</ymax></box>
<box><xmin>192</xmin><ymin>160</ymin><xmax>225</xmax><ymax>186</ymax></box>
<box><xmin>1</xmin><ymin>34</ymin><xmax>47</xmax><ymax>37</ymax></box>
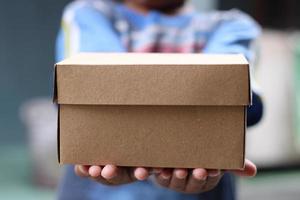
<box><xmin>54</xmin><ymin>53</ymin><xmax>250</xmax><ymax>106</ymax></box>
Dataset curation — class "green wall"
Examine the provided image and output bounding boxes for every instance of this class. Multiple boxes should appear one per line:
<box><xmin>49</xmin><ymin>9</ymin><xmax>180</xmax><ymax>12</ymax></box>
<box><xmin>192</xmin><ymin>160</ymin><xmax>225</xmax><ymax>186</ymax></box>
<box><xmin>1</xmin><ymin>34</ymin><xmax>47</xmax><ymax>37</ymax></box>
<box><xmin>0</xmin><ymin>0</ymin><xmax>71</xmax><ymax>144</ymax></box>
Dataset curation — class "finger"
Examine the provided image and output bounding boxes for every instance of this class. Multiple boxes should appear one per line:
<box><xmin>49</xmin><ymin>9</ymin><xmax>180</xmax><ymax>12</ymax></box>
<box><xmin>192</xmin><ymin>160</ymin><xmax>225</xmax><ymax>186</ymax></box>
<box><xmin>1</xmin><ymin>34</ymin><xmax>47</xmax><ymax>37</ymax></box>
<box><xmin>88</xmin><ymin>165</ymin><xmax>102</xmax><ymax>177</ymax></box>
<box><xmin>202</xmin><ymin>170</ymin><xmax>223</xmax><ymax>192</ymax></box>
<box><xmin>95</xmin><ymin>165</ymin><xmax>132</xmax><ymax>185</ymax></box>
<box><xmin>87</xmin><ymin>165</ymin><xmax>114</xmax><ymax>185</ymax></box>
<box><xmin>155</xmin><ymin>168</ymin><xmax>172</xmax><ymax>188</ymax></box>
<box><xmin>100</xmin><ymin>166</ymin><xmax>130</xmax><ymax>185</ymax></box>
<box><xmin>230</xmin><ymin>159</ymin><xmax>257</xmax><ymax>177</ymax></box>
<box><xmin>185</xmin><ymin>168</ymin><xmax>207</xmax><ymax>193</ymax></box>
<box><xmin>101</xmin><ymin>165</ymin><xmax>118</xmax><ymax>179</ymax></box>
<box><xmin>74</xmin><ymin>165</ymin><xmax>90</xmax><ymax>177</ymax></box>
<box><xmin>90</xmin><ymin>167</ymin><xmax>113</xmax><ymax>185</ymax></box>
<box><xmin>169</xmin><ymin>169</ymin><xmax>188</xmax><ymax>192</ymax></box>
<box><xmin>100</xmin><ymin>167</ymin><xmax>149</xmax><ymax>185</ymax></box>
<box><xmin>134</xmin><ymin>167</ymin><xmax>149</xmax><ymax>181</ymax></box>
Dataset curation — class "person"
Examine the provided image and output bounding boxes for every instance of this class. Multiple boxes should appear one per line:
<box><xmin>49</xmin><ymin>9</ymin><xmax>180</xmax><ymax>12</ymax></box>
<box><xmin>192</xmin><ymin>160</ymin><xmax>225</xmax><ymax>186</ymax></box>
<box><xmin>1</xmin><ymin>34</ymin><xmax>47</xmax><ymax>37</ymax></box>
<box><xmin>56</xmin><ymin>0</ymin><xmax>263</xmax><ymax>199</ymax></box>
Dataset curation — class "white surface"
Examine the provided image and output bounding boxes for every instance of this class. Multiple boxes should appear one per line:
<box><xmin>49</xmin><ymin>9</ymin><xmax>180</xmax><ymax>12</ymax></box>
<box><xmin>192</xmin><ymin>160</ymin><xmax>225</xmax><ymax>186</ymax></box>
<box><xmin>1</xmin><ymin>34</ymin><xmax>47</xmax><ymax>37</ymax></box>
<box><xmin>246</xmin><ymin>30</ymin><xmax>300</xmax><ymax>166</ymax></box>
<box><xmin>238</xmin><ymin>172</ymin><xmax>300</xmax><ymax>200</ymax></box>
<box><xmin>58</xmin><ymin>53</ymin><xmax>248</xmax><ymax>65</ymax></box>
<box><xmin>20</xmin><ymin>98</ymin><xmax>61</xmax><ymax>187</ymax></box>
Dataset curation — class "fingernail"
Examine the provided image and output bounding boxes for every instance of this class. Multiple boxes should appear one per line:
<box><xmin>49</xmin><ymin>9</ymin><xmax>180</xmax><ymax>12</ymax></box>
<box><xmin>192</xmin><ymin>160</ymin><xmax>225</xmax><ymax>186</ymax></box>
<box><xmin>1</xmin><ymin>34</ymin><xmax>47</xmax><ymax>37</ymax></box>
<box><xmin>102</xmin><ymin>165</ymin><xmax>117</xmax><ymax>179</ymax></box>
<box><xmin>193</xmin><ymin>169</ymin><xmax>207</xmax><ymax>181</ymax></box>
<box><xmin>135</xmin><ymin>168</ymin><xmax>148</xmax><ymax>181</ymax></box>
<box><xmin>175</xmin><ymin>170</ymin><xmax>187</xmax><ymax>179</ymax></box>
<box><xmin>89</xmin><ymin>166</ymin><xmax>101</xmax><ymax>177</ymax></box>
<box><xmin>208</xmin><ymin>170</ymin><xmax>221</xmax><ymax>177</ymax></box>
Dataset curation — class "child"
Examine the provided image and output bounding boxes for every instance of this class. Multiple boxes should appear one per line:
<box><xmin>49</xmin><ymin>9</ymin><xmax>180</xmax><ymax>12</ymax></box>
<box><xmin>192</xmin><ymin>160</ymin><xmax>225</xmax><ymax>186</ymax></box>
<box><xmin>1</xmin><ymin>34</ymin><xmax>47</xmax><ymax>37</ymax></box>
<box><xmin>56</xmin><ymin>0</ymin><xmax>263</xmax><ymax>199</ymax></box>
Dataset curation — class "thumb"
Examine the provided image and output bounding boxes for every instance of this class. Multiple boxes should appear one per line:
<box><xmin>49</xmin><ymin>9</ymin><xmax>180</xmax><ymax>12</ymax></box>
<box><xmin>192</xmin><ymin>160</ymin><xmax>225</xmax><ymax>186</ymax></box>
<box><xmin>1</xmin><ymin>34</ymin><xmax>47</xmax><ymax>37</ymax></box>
<box><xmin>229</xmin><ymin>159</ymin><xmax>257</xmax><ymax>177</ymax></box>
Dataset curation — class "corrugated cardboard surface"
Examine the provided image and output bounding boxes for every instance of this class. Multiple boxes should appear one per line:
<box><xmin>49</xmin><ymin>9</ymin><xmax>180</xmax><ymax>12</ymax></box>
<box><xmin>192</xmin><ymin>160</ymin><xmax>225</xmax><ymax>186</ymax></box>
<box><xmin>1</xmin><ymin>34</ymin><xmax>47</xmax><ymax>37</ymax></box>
<box><xmin>55</xmin><ymin>53</ymin><xmax>250</xmax><ymax>169</ymax></box>
<box><xmin>56</xmin><ymin>65</ymin><xmax>249</xmax><ymax>106</ymax></box>
<box><xmin>60</xmin><ymin>105</ymin><xmax>245</xmax><ymax>169</ymax></box>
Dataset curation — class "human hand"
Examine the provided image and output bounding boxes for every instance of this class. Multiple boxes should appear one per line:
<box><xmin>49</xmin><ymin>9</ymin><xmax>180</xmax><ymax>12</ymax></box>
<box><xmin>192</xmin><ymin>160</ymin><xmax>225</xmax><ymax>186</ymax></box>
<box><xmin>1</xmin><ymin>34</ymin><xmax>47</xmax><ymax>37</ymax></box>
<box><xmin>74</xmin><ymin>165</ymin><xmax>150</xmax><ymax>186</ymax></box>
<box><xmin>154</xmin><ymin>159</ymin><xmax>257</xmax><ymax>194</ymax></box>
<box><xmin>74</xmin><ymin>159</ymin><xmax>256</xmax><ymax>192</ymax></box>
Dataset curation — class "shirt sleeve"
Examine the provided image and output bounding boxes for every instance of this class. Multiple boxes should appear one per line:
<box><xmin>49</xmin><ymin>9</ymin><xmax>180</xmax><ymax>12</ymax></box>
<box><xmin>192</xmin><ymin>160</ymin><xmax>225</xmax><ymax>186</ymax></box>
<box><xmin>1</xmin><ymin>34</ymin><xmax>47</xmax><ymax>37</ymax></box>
<box><xmin>203</xmin><ymin>9</ymin><xmax>261</xmax><ymax>61</ymax></box>
<box><xmin>55</xmin><ymin>0</ymin><xmax>125</xmax><ymax>62</ymax></box>
<box><xmin>203</xmin><ymin>10</ymin><xmax>263</xmax><ymax>126</ymax></box>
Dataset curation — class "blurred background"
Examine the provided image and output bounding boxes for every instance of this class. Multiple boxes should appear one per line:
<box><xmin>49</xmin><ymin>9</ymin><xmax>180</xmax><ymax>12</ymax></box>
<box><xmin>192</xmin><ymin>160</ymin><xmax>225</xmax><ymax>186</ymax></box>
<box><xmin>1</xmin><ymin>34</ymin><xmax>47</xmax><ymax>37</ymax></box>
<box><xmin>0</xmin><ymin>0</ymin><xmax>300</xmax><ymax>199</ymax></box>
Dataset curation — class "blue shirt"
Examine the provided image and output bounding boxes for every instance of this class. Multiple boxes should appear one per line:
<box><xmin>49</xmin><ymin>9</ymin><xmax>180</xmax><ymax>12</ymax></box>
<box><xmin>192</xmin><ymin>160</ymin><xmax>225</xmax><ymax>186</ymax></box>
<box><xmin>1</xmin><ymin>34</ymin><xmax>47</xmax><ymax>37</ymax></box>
<box><xmin>56</xmin><ymin>1</ymin><xmax>263</xmax><ymax>199</ymax></box>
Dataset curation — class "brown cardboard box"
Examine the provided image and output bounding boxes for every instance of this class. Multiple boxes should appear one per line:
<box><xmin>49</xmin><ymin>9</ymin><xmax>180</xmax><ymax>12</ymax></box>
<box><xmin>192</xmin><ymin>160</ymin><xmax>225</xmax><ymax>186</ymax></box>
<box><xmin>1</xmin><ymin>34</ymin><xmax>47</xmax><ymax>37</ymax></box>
<box><xmin>54</xmin><ymin>53</ymin><xmax>250</xmax><ymax>170</ymax></box>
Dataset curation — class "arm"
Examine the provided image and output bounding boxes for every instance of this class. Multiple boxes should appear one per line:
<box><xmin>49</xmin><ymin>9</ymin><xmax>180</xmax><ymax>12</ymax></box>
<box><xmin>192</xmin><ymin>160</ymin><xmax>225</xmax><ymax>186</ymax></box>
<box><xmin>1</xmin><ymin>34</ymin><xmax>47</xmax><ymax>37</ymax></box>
<box><xmin>203</xmin><ymin>10</ymin><xmax>264</xmax><ymax>127</ymax></box>
<box><xmin>55</xmin><ymin>0</ymin><xmax>125</xmax><ymax>62</ymax></box>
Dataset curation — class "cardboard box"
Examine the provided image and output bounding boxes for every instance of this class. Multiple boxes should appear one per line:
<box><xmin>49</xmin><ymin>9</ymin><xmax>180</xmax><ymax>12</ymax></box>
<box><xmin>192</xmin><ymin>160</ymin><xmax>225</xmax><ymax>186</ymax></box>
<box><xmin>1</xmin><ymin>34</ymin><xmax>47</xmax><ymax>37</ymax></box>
<box><xmin>54</xmin><ymin>53</ymin><xmax>250</xmax><ymax>170</ymax></box>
